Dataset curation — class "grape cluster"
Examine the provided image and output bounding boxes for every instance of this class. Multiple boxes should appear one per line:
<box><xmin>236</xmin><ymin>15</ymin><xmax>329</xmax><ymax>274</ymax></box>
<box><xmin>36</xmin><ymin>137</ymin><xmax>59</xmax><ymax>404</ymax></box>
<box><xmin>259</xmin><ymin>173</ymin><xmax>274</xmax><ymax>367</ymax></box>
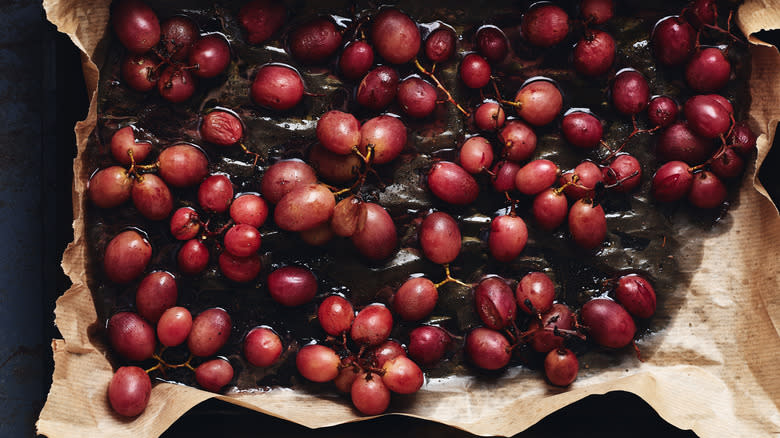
<box><xmin>92</xmin><ymin>0</ymin><xmax>755</xmax><ymax>419</ymax></box>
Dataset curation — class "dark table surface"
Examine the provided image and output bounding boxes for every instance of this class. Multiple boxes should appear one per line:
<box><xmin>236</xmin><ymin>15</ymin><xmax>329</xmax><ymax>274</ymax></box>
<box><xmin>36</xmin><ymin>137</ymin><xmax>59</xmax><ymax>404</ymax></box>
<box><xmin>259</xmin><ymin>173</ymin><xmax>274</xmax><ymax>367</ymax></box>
<box><xmin>2</xmin><ymin>2</ymin><xmax>778</xmax><ymax>437</ymax></box>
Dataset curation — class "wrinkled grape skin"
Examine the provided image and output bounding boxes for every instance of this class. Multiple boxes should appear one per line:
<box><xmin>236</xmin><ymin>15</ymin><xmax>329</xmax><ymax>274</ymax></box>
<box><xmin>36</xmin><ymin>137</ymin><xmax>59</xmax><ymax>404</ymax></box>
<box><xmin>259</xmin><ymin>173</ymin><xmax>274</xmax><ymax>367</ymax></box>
<box><xmin>356</xmin><ymin>66</ymin><xmax>399</xmax><ymax>111</ymax></box>
<box><xmin>465</xmin><ymin>327</ymin><xmax>511</xmax><ymax>370</ymax></box>
<box><xmin>488</xmin><ymin>215</ymin><xmax>528</xmax><ymax>263</ymax></box>
<box><xmin>132</xmin><ymin>174</ymin><xmax>173</xmax><ymax>221</ymax></box>
<box><xmin>157</xmin><ymin>306</ymin><xmax>192</xmax><ymax>347</ymax></box>
<box><xmin>428</xmin><ymin>161</ymin><xmax>479</xmax><ymax>205</ymax></box>
<box><xmin>397</xmin><ymin>77</ymin><xmax>437</xmax><ymax>119</ymax></box>
<box><xmin>288</xmin><ymin>18</ymin><xmax>342</xmax><ymax>64</ymax></box>
<box><xmin>615</xmin><ymin>274</ymin><xmax>657</xmax><ymax>319</ymax></box>
<box><xmin>198</xmin><ymin>174</ymin><xmax>233</xmax><ymax>213</ymax></box>
<box><xmin>516</xmin><ymin>271</ymin><xmax>555</xmax><ymax>315</ymax></box>
<box><xmin>170</xmin><ymin>207</ymin><xmax>200</xmax><ymax>241</ymax></box>
<box><xmin>459</xmin><ymin>136</ymin><xmax>494</xmax><ymax>174</ymax></box>
<box><xmin>498</xmin><ymin>120</ymin><xmax>537</xmax><ymax>162</ymax></box>
<box><xmin>580</xmin><ymin>299</ymin><xmax>636</xmax><ymax>349</ymax></box>
<box><xmin>111</xmin><ymin>126</ymin><xmax>152</xmax><ymax>165</ymax></box>
<box><xmin>532</xmin><ymin>188</ymin><xmax>568</xmax><ymax>230</ymax></box>
<box><xmin>573</xmin><ymin>30</ymin><xmax>615</xmax><ymax>77</ymax></box>
<box><xmin>104</xmin><ymin>230</ymin><xmax>152</xmax><ymax>284</ymax></box>
<box><xmin>88</xmin><ymin>166</ymin><xmax>132</xmax><ymax>209</ymax></box>
<box><xmin>529</xmin><ymin>303</ymin><xmax>574</xmax><ymax>353</ymax></box>
<box><xmin>652</xmin><ymin>161</ymin><xmax>694</xmax><ymax>202</ymax></box>
<box><xmin>688</xmin><ymin>171</ymin><xmax>727</xmax><ymax>209</ymax></box>
<box><xmin>568</xmin><ymin>199</ymin><xmax>607</xmax><ymax>250</ymax></box>
<box><xmin>135</xmin><ymin>271</ymin><xmax>178</xmax><ymax>324</ymax></box>
<box><xmin>729</xmin><ymin>121</ymin><xmax>757</xmax><ymax>156</ymax></box>
<box><xmin>647</xmin><ymin>96</ymin><xmax>679</xmax><ymax>127</ymax></box>
<box><xmin>157</xmin><ymin>66</ymin><xmax>197</xmax><ymax>103</ymax></box>
<box><xmin>686</xmin><ymin>48</ymin><xmax>731</xmax><ymax>93</ymax></box>
<box><xmin>317</xmin><ymin>110</ymin><xmax>361</xmax><ymax>155</ymax></box>
<box><xmin>393</xmin><ymin>277</ymin><xmax>438</xmax><ymax>321</ymax></box>
<box><xmin>107</xmin><ymin>312</ymin><xmax>156</xmax><ymax>361</ymax></box>
<box><xmin>561</xmin><ymin>112</ymin><xmax>603</xmax><ymax>149</ymax></box>
<box><xmin>318</xmin><ymin>295</ymin><xmax>355</xmax><ymax>335</ymax></box>
<box><xmin>351</xmin><ymin>304</ymin><xmax>393</xmax><ymax>346</ymax></box>
<box><xmin>218</xmin><ymin>252</ymin><xmax>262</xmax><ymax>283</ymax></box>
<box><xmin>267</xmin><ymin>266</ymin><xmax>318</xmax><ymax>307</ymax></box>
<box><xmin>459</xmin><ymin>53</ymin><xmax>491</xmax><ymax>89</ymax></box>
<box><xmin>177</xmin><ymin>239</ymin><xmax>209</xmax><ymax>275</ymax></box>
<box><xmin>358</xmin><ymin>115</ymin><xmax>407</xmax><ymax>164</ymax></box>
<box><xmin>251</xmin><ymin>65</ymin><xmax>304</xmax><ymax>111</ymax></box>
<box><xmin>651</xmin><ymin>16</ymin><xmax>695</xmax><ymax>66</ymax></box>
<box><xmin>238</xmin><ymin>0</ymin><xmax>286</xmax><ymax>45</ymax></box>
<box><xmin>350</xmin><ymin>203</ymin><xmax>398</xmax><ymax>260</ymax></box>
<box><xmin>515</xmin><ymin>159</ymin><xmax>559</xmax><ymax>195</ymax></box>
<box><xmin>330</xmin><ymin>196</ymin><xmax>366</xmax><ymax>237</ymax></box>
<box><xmin>200</xmin><ymin>110</ymin><xmax>243</xmax><ymax>146</ymax></box>
<box><xmin>382</xmin><ymin>356</ymin><xmax>424</xmax><ymax>394</ymax></box>
<box><xmin>108</xmin><ymin>366</ymin><xmax>151</xmax><ymax>417</ymax></box>
<box><xmin>274</xmin><ymin>184</ymin><xmax>335</xmax><ymax>232</ymax></box>
<box><xmin>419</xmin><ymin>211</ymin><xmax>461</xmax><ymax>265</ymax></box>
<box><xmin>339</xmin><ymin>41</ymin><xmax>374</xmax><ymax>80</ymax></box>
<box><xmin>244</xmin><ymin>326</ymin><xmax>283</xmax><ymax>367</ymax></box>
<box><xmin>351</xmin><ymin>372</ymin><xmax>391</xmax><ymax>415</ymax></box>
<box><xmin>195</xmin><ymin>359</ymin><xmax>234</xmax><ymax>392</ymax></box>
<box><xmin>121</xmin><ymin>54</ymin><xmax>158</xmax><ymax>92</ymax></box>
<box><xmin>190</xmin><ymin>35</ymin><xmax>231</xmax><ymax>78</ymax></box>
<box><xmin>408</xmin><ymin>325</ymin><xmax>450</xmax><ymax>366</ymax></box>
<box><xmin>425</xmin><ymin>27</ymin><xmax>456</xmax><ymax>63</ymax></box>
<box><xmin>474</xmin><ymin>276</ymin><xmax>517</xmax><ymax>330</ymax></box>
<box><xmin>160</xmin><ymin>16</ymin><xmax>199</xmax><ymax>61</ymax></box>
<box><xmin>370</xmin><ymin>9</ymin><xmax>421</xmax><ymax>65</ymax></box>
<box><xmin>611</xmin><ymin>70</ymin><xmax>649</xmax><ymax>115</ymax></box>
<box><xmin>515</xmin><ymin>80</ymin><xmax>563</xmax><ymax>126</ymax></box>
<box><xmin>188</xmin><ymin>308</ymin><xmax>232</xmax><ymax>357</ymax></box>
<box><xmin>230</xmin><ymin>194</ymin><xmax>269</xmax><ymax>227</ymax></box>
<box><xmin>544</xmin><ymin>348</ymin><xmax>579</xmax><ymax>386</ymax></box>
<box><xmin>157</xmin><ymin>144</ymin><xmax>209</xmax><ymax>188</ymax></box>
<box><xmin>112</xmin><ymin>0</ymin><xmax>160</xmax><ymax>54</ymax></box>
<box><xmin>296</xmin><ymin>344</ymin><xmax>340</xmax><ymax>382</ymax></box>
<box><xmin>260</xmin><ymin>159</ymin><xmax>317</xmax><ymax>204</ymax></box>
<box><xmin>521</xmin><ymin>4</ymin><xmax>569</xmax><ymax>48</ymax></box>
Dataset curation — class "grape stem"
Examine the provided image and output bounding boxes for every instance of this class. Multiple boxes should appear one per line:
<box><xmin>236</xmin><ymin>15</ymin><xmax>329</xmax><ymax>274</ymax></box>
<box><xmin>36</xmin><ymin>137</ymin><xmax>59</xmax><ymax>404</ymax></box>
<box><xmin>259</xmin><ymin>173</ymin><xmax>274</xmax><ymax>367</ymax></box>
<box><xmin>413</xmin><ymin>58</ymin><xmax>470</xmax><ymax>117</ymax></box>
<box><xmin>434</xmin><ymin>264</ymin><xmax>471</xmax><ymax>289</ymax></box>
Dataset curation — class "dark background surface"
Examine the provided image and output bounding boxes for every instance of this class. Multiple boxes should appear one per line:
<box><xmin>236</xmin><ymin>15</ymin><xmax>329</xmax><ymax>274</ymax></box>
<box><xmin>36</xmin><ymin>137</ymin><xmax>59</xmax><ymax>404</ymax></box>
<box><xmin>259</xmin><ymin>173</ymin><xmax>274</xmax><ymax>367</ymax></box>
<box><xmin>0</xmin><ymin>1</ymin><xmax>777</xmax><ymax>437</ymax></box>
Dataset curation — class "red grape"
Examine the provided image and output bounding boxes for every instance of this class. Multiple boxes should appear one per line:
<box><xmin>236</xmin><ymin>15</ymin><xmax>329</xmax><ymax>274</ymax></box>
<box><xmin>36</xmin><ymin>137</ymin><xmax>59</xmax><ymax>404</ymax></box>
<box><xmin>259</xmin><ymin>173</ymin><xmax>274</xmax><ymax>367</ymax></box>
<box><xmin>382</xmin><ymin>356</ymin><xmax>423</xmax><ymax>394</ymax></box>
<box><xmin>198</xmin><ymin>174</ymin><xmax>233</xmax><ymax>213</ymax></box>
<box><xmin>603</xmin><ymin>154</ymin><xmax>642</xmax><ymax>193</ymax></box>
<box><xmin>491</xmin><ymin>160</ymin><xmax>521</xmax><ymax>193</ymax></box>
<box><xmin>121</xmin><ymin>54</ymin><xmax>158</xmax><ymax>92</ymax></box>
<box><xmin>135</xmin><ymin>271</ymin><xmax>178</xmax><ymax>324</ymax></box>
<box><xmin>647</xmin><ymin>96</ymin><xmax>679</xmax><ymax>128</ymax></box>
<box><xmin>655</xmin><ymin>122</ymin><xmax>715</xmax><ymax>165</ymax></box>
<box><xmin>407</xmin><ymin>325</ymin><xmax>450</xmax><ymax>366</ymax></box>
<box><xmin>529</xmin><ymin>303</ymin><xmax>573</xmax><ymax>353</ymax></box>
<box><xmin>274</xmin><ymin>183</ymin><xmax>335</xmax><ymax>232</ymax></box>
<box><xmin>474</xmin><ymin>276</ymin><xmax>517</xmax><ymax>330</ymax></box>
<box><xmin>370</xmin><ymin>9</ymin><xmax>421</xmax><ymax>65</ymax></box>
<box><xmin>267</xmin><ymin>266</ymin><xmax>318</xmax><ymax>307</ymax></box>
<box><xmin>260</xmin><ymin>159</ymin><xmax>317</xmax><ymax>204</ymax></box>
<box><xmin>427</xmin><ymin>161</ymin><xmax>479</xmax><ymax>204</ymax></box>
<box><xmin>611</xmin><ymin>69</ymin><xmax>649</xmax><ymax>116</ymax></box>
<box><xmin>111</xmin><ymin>126</ymin><xmax>152</xmax><ymax>165</ymax></box>
<box><xmin>514</xmin><ymin>79</ymin><xmax>562</xmax><ymax>126</ymax></box>
<box><xmin>561</xmin><ymin>111</ymin><xmax>603</xmax><ymax>149</ymax></box>
<box><xmin>358</xmin><ymin>115</ymin><xmax>407</xmax><ymax>164</ymax></box>
<box><xmin>223</xmin><ymin>224</ymin><xmax>262</xmax><ymax>257</ymax></box>
<box><xmin>568</xmin><ymin>199</ymin><xmax>607</xmax><ymax>250</ymax></box>
<box><xmin>459</xmin><ymin>53</ymin><xmax>491</xmax><ymax>89</ymax></box>
<box><xmin>157</xmin><ymin>66</ymin><xmax>197</xmax><ymax>103</ymax></box>
<box><xmin>521</xmin><ymin>3</ymin><xmax>569</xmax><ymax>48</ymax></box>
<box><xmin>104</xmin><ymin>230</ymin><xmax>152</xmax><ymax>284</ymax></box>
<box><xmin>488</xmin><ymin>215</ymin><xmax>528</xmax><ymax>263</ymax></box>
<box><xmin>351</xmin><ymin>372</ymin><xmax>390</xmax><ymax>415</ymax></box>
<box><xmin>459</xmin><ymin>136</ymin><xmax>494</xmax><ymax>174</ymax></box>
<box><xmin>288</xmin><ymin>17</ymin><xmax>342</xmax><ymax>64</ymax></box>
<box><xmin>238</xmin><ymin>0</ymin><xmax>286</xmax><ymax>45</ymax></box>
<box><xmin>652</xmin><ymin>160</ymin><xmax>694</xmax><ymax>202</ymax></box>
<box><xmin>356</xmin><ymin>66</ymin><xmax>399</xmax><ymax>111</ymax></box>
<box><xmin>532</xmin><ymin>188</ymin><xmax>568</xmax><ymax>230</ymax></box>
<box><xmin>498</xmin><ymin>120</ymin><xmax>537</xmax><ymax>162</ymax></box>
<box><xmin>107</xmin><ymin>312</ymin><xmax>156</xmax><ymax>361</ymax></box>
<box><xmin>425</xmin><ymin>27</ymin><xmax>456</xmax><ymax>63</ymax></box>
<box><xmin>157</xmin><ymin>144</ymin><xmax>209</xmax><ymax>188</ymax></box>
<box><xmin>393</xmin><ymin>277</ymin><xmax>438</xmax><ymax>321</ymax></box>
<box><xmin>132</xmin><ymin>173</ymin><xmax>173</xmax><ymax>221</ymax></box>
<box><xmin>218</xmin><ymin>251</ymin><xmax>262</xmax><ymax>283</ymax></box>
<box><xmin>112</xmin><ymin>0</ymin><xmax>160</xmax><ymax>54</ymax></box>
<box><xmin>515</xmin><ymin>159</ymin><xmax>559</xmax><ymax>195</ymax></box>
<box><xmin>684</xmin><ymin>95</ymin><xmax>732</xmax><ymax>139</ymax></box>
<box><xmin>296</xmin><ymin>344</ymin><xmax>340</xmax><ymax>382</ymax></box>
<box><xmin>230</xmin><ymin>193</ymin><xmax>269</xmax><ymax>227</ymax></box>
<box><xmin>317</xmin><ymin>295</ymin><xmax>355</xmax><ymax>335</ymax></box>
<box><xmin>317</xmin><ymin>110</ymin><xmax>361</xmax><ymax>155</ymax></box>
<box><xmin>573</xmin><ymin>29</ymin><xmax>615</xmax><ymax>77</ymax></box>
<box><xmin>419</xmin><ymin>211</ymin><xmax>461</xmax><ymax>265</ymax></box>
<box><xmin>189</xmin><ymin>35</ymin><xmax>231</xmax><ymax>78</ymax></box>
<box><xmin>685</xmin><ymin>48</ymin><xmax>731</xmax><ymax>93</ymax></box>
<box><xmin>476</xmin><ymin>25</ymin><xmax>509</xmax><ymax>63</ymax></box>
<box><xmin>561</xmin><ymin>161</ymin><xmax>603</xmax><ymax>200</ymax></box>
<box><xmin>339</xmin><ymin>41</ymin><xmax>374</xmax><ymax>80</ymax></box>
<box><xmin>251</xmin><ymin>64</ymin><xmax>304</xmax><ymax>111</ymax></box>
<box><xmin>157</xmin><ymin>306</ymin><xmax>192</xmax><ymax>347</ymax></box>
<box><xmin>465</xmin><ymin>327</ymin><xmax>511</xmax><ymax>370</ymax></box>
<box><xmin>351</xmin><ymin>304</ymin><xmax>393</xmax><ymax>346</ymax></box>
<box><xmin>474</xmin><ymin>101</ymin><xmax>506</xmax><ymax>132</ymax></box>
<box><xmin>87</xmin><ymin>166</ymin><xmax>132</xmax><ymax>209</ymax></box>
<box><xmin>169</xmin><ymin>207</ymin><xmax>201</xmax><ymax>240</ymax></box>
<box><xmin>651</xmin><ymin>15</ymin><xmax>695</xmax><ymax>66</ymax></box>
<box><xmin>195</xmin><ymin>358</ymin><xmax>234</xmax><ymax>392</ymax></box>
<box><xmin>243</xmin><ymin>326</ymin><xmax>283</xmax><ymax>367</ymax></box>
<box><xmin>544</xmin><ymin>348</ymin><xmax>578</xmax><ymax>386</ymax></box>
<box><xmin>108</xmin><ymin>366</ymin><xmax>151</xmax><ymax>417</ymax></box>
<box><xmin>160</xmin><ymin>16</ymin><xmax>198</xmax><ymax>61</ymax></box>
<box><xmin>711</xmin><ymin>147</ymin><xmax>745</xmax><ymax>180</ymax></box>
<box><xmin>187</xmin><ymin>307</ymin><xmax>232</xmax><ymax>357</ymax></box>
<box><xmin>397</xmin><ymin>77</ymin><xmax>437</xmax><ymax>119</ymax></box>
<box><xmin>516</xmin><ymin>271</ymin><xmax>555</xmax><ymax>315</ymax></box>
<box><xmin>615</xmin><ymin>274</ymin><xmax>656</xmax><ymax>319</ymax></box>
<box><xmin>177</xmin><ymin>239</ymin><xmax>209</xmax><ymax>275</ymax></box>
<box><xmin>580</xmin><ymin>298</ymin><xmax>636</xmax><ymax>349</ymax></box>
<box><xmin>688</xmin><ymin>170</ymin><xmax>727</xmax><ymax>209</ymax></box>
<box><xmin>581</xmin><ymin>0</ymin><xmax>614</xmax><ymax>24</ymax></box>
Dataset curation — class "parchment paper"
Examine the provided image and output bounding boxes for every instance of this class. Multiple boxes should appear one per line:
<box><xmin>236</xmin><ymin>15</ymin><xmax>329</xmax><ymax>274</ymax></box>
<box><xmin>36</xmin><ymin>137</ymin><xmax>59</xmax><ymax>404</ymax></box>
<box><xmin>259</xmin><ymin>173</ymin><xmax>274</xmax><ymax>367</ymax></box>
<box><xmin>37</xmin><ymin>1</ymin><xmax>780</xmax><ymax>437</ymax></box>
